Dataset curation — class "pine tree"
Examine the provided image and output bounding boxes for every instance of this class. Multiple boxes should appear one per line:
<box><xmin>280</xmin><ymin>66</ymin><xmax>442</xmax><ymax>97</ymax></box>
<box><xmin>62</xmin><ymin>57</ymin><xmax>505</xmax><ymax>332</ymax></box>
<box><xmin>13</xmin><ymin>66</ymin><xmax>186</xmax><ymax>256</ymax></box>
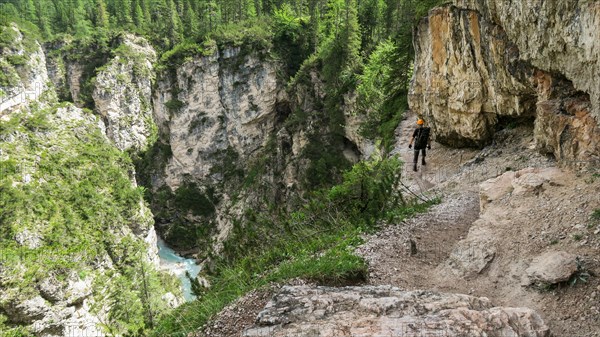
<box><xmin>117</xmin><ymin>0</ymin><xmax>133</xmax><ymax>27</ymax></box>
<box><xmin>95</xmin><ymin>0</ymin><xmax>110</xmax><ymax>29</ymax></box>
<box><xmin>166</xmin><ymin>0</ymin><xmax>183</xmax><ymax>46</ymax></box>
<box><xmin>132</xmin><ymin>0</ymin><xmax>146</xmax><ymax>30</ymax></box>
<box><xmin>35</xmin><ymin>0</ymin><xmax>53</xmax><ymax>38</ymax></box>
<box><xmin>22</xmin><ymin>0</ymin><xmax>37</xmax><ymax>23</ymax></box>
<box><xmin>182</xmin><ymin>0</ymin><xmax>199</xmax><ymax>36</ymax></box>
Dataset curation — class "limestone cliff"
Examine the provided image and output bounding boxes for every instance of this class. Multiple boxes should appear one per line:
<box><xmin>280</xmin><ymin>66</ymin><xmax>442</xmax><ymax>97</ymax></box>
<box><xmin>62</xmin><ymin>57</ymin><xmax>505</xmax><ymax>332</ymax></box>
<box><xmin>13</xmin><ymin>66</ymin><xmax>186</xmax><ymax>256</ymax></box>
<box><xmin>0</xmin><ymin>23</ymin><xmax>50</xmax><ymax>113</ymax></box>
<box><xmin>153</xmin><ymin>45</ymin><xmax>282</xmax><ymax>192</ymax></box>
<box><xmin>93</xmin><ymin>34</ymin><xmax>157</xmax><ymax>151</ymax></box>
<box><xmin>455</xmin><ymin>0</ymin><xmax>600</xmax><ymax>119</ymax></box>
<box><xmin>146</xmin><ymin>43</ymin><xmax>369</xmax><ymax>254</ymax></box>
<box><xmin>409</xmin><ymin>1</ymin><xmax>600</xmax><ymax>163</ymax></box>
<box><xmin>0</xmin><ymin>26</ymin><xmax>177</xmax><ymax>336</ymax></box>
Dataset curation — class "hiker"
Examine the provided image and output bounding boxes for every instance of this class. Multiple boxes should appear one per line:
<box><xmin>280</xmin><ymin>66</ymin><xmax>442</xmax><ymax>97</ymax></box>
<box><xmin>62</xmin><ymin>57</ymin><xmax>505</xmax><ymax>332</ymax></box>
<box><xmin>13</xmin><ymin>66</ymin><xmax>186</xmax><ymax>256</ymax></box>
<box><xmin>408</xmin><ymin>118</ymin><xmax>431</xmax><ymax>172</ymax></box>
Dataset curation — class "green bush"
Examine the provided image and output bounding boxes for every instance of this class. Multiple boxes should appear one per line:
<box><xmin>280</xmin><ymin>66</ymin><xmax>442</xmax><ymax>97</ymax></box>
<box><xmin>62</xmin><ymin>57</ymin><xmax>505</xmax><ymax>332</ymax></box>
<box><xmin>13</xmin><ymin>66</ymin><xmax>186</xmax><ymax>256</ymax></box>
<box><xmin>174</xmin><ymin>182</ymin><xmax>216</xmax><ymax>217</ymax></box>
<box><xmin>592</xmin><ymin>209</ymin><xmax>600</xmax><ymax>222</ymax></box>
<box><xmin>210</xmin><ymin>18</ymin><xmax>272</xmax><ymax>50</ymax></box>
<box><xmin>152</xmin><ymin>156</ymin><xmax>436</xmax><ymax>335</ymax></box>
<box><xmin>0</xmin><ymin>59</ymin><xmax>20</xmax><ymax>87</ymax></box>
<box><xmin>165</xmin><ymin>99</ymin><xmax>185</xmax><ymax>112</ymax></box>
<box><xmin>357</xmin><ymin>40</ymin><xmax>406</xmax><ymax>151</ymax></box>
<box><xmin>0</xmin><ymin>105</ymin><xmax>177</xmax><ymax>335</ymax></box>
<box><xmin>157</xmin><ymin>39</ymin><xmax>216</xmax><ymax>72</ymax></box>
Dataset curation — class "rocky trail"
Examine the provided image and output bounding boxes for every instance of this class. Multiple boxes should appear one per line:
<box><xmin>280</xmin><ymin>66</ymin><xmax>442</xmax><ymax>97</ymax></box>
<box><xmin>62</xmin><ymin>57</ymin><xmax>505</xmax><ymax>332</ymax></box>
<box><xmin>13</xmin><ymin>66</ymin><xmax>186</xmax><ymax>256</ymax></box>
<box><xmin>203</xmin><ymin>116</ymin><xmax>600</xmax><ymax>336</ymax></box>
<box><xmin>355</xmin><ymin>115</ymin><xmax>600</xmax><ymax>336</ymax></box>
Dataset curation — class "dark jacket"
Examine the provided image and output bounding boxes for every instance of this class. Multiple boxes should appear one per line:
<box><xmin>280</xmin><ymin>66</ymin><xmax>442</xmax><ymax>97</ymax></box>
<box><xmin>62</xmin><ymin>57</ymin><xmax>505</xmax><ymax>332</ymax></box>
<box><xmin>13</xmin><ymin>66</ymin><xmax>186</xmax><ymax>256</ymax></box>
<box><xmin>412</xmin><ymin>127</ymin><xmax>431</xmax><ymax>150</ymax></box>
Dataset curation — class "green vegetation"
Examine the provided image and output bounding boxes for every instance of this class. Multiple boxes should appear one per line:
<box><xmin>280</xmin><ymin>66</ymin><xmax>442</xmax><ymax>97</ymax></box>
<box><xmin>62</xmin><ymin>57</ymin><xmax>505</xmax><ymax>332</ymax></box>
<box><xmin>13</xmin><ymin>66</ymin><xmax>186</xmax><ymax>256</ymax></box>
<box><xmin>1</xmin><ymin>0</ymin><xmax>448</xmax><ymax>334</ymax></box>
<box><xmin>569</xmin><ymin>257</ymin><xmax>590</xmax><ymax>286</ymax></box>
<box><xmin>0</xmin><ymin>105</ymin><xmax>179</xmax><ymax>335</ymax></box>
<box><xmin>152</xmin><ymin>156</ymin><xmax>438</xmax><ymax>335</ymax></box>
<box><xmin>165</xmin><ymin>98</ymin><xmax>185</xmax><ymax>112</ymax></box>
<box><xmin>591</xmin><ymin>209</ymin><xmax>600</xmax><ymax>222</ymax></box>
<box><xmin>357</xmin><ymin>40</ymin><xmax>406</xmax><ymax>151</ymax></box>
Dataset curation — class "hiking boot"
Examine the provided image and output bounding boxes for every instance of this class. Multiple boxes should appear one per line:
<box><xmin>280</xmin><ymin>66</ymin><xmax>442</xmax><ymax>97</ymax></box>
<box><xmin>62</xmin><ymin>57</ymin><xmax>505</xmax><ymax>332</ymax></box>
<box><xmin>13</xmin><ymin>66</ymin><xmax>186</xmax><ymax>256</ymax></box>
<box><xmin>422</xmin><ymin>159</ymin><xmax>426</xmax><ymax>166</ymax></box>
<box><xmin>413</xmin><ymin>164</ymin><xmax>418</xmax><ymax>172</ymax></box>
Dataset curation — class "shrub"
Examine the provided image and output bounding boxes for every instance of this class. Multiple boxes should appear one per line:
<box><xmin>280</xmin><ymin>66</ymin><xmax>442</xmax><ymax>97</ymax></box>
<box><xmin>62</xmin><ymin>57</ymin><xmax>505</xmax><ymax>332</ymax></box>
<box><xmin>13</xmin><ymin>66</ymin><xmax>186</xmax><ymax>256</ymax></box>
<box><xmin>165</xmin><ymin>99</ymin><xmax>185</xmax><ymax>112</ymax></box>
<box><xmin>591</xmin><ymin>209</ymin><xmax>600</xmax><ymax>222</ymax></box>
<box><xmin>157</xmin><ymin>40</ymin><xmax>216</xmax><ymax>72</ymax></box>
<box><xmin>0</xmin><ymin>105</ymin><xmax>178</xmax><ymax>335</ymax></box>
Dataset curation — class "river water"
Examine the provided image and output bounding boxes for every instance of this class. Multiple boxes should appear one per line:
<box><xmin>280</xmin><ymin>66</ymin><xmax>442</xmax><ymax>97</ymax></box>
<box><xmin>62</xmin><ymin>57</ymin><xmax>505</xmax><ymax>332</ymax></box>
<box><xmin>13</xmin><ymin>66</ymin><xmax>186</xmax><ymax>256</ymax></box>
<box><xmin>157</xmin><ymin>237</ymin><xmax>202</xmax><ymax>302</ymax></box>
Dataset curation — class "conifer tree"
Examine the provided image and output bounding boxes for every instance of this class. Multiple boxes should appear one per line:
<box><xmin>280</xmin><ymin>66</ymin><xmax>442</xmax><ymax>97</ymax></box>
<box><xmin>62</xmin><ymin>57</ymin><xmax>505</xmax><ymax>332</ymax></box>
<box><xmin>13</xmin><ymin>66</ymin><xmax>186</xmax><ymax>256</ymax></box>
<box><xmin>95</xmin><ymin>0</ymin><xmax>110</xmax><ymax>29</ymax></box>
<box><xmin>182</xmin><ymin>0</ymin><xmax>200</xmax><ymax>36</ymax></box>
<box><xmin>132</xmin><ymin>0</ymin><xmax>146</xmax><ymax>30</ymax></box>
<box><xmin>166</xmin><ymin>0</ymin><xmax>183</xmax><ymax>46</ymax></box>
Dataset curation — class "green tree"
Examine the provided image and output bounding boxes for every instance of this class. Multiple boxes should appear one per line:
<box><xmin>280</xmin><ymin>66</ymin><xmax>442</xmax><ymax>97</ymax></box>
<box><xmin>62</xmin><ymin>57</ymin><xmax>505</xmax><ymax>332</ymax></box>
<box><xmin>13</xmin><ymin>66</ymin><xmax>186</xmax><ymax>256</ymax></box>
<box><xmin>166</xmin><ymin>0</ymin><xmax>184</xmax><ymax>46</ymax></box>
<box><xmin>182</xmin><ymin>0</ymin><xmax>200</xmax><ymax>36</ymax></box>
<box><xmin>95</xmin><ymin>0</ymin><xmax>110</xmax><ymax>29</ymax></box>
<box><xmin>132</xmin><ymin>0</ymin><xmax>146</xmax><ymax>30</ymax></box>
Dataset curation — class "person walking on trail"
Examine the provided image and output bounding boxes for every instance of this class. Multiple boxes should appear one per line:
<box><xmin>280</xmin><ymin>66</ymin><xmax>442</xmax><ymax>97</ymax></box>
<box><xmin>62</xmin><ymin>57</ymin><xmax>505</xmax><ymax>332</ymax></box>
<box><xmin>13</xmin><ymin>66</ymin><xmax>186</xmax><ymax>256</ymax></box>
<box><xmin>408</xmin><ymin>118</ymin><xmax>431</xmax><ymax>172</ymax></box>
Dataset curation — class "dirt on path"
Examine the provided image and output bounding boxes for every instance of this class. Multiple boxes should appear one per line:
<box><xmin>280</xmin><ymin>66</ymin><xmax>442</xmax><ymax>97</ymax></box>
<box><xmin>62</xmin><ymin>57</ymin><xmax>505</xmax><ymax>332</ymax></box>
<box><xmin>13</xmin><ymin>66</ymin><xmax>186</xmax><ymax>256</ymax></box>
<box><xmin>357</xmin><ymin>114</ymin><xmax>600</xmax><ymax>337</ymax></box>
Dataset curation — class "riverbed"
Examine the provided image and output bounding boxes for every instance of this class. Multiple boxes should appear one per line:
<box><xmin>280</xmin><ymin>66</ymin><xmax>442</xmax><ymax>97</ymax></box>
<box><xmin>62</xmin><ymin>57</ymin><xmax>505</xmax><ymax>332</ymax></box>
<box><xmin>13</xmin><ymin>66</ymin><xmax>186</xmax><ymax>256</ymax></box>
<box><xmin>157</xmin><ymin>238</ymin><xmax>202</xmax><ymax>302</ymax></box>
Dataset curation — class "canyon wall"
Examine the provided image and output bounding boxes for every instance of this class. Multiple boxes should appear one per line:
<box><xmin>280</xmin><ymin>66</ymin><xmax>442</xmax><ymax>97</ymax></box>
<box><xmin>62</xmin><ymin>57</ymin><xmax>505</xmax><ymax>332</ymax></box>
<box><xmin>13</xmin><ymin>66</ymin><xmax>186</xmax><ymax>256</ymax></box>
<box><xmin>409</xmin><ymin>1</ymin><xmax>600</xmax><ymax>164</ymax></box>
<box><xmin>0</xmin><ymin>27</ymin><xmax>177</xmax><ymax>336</ymax></box>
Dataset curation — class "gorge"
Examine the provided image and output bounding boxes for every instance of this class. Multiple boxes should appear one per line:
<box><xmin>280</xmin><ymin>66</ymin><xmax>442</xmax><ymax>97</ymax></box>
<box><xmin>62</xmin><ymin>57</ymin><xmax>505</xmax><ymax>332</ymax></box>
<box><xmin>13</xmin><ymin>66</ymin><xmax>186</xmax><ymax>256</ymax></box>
<box><xmin>0</xmin><ymin>0</ymin><xmax>599</xmax><ymax>336</ymax></box>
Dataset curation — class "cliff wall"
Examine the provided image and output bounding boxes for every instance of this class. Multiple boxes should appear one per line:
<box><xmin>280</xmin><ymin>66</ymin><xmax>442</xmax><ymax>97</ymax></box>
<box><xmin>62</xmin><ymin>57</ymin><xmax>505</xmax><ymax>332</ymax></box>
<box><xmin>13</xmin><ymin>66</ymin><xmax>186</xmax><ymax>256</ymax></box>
<box><xmin>409</xmin><ymin>1</ymin><xmax>600</xmax><ymax>164</ymax></box>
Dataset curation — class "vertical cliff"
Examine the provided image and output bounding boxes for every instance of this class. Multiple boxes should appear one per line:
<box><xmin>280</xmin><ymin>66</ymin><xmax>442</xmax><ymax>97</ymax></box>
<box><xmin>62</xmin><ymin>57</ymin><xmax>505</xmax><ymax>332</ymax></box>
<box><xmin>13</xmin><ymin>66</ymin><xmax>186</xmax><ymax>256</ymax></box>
<box><xmin>0</xmin><ymin>23</ymin><xmax>50</xmax><ymax>112</ymax></box>
<box><xmin>92</xmin><ymin>34</ymin><xmax>157</xmax><ymax>151</ymax></box>
<box><xmin>147</xmin><ymin>43</ymin><xmax>284</xmax><ymax>253</ymax></box>
<box><xmin>140</xmin><ymin>40</ymin><xmax>371</xmax><ymax>256</ymax></box>
<box><xmin>409</xmin><ymin>1</ymin><xmax>600</xmax><ymax>163</ymax></box>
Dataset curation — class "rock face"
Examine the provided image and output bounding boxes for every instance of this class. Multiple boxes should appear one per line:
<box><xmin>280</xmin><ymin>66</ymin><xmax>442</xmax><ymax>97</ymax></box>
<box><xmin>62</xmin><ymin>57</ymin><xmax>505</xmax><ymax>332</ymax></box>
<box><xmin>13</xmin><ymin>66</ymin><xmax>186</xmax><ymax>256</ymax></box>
<box><xmin>409</xmin><ymin>2</ymin><xmax>600</xmax><ymax>163</ymax></box>
<box><xmin>455</xmin><ymin>0</ymin><xmax>600</xmax><ymax>120</ymax></box>
<box><xmin>149</xmin><ymin>44</ymin><xmax>371</xmax><ymax>253</ymax></box>
<box><xmin>154</xmin><ymin>45</ymin><xmax>282</xmax><ymax>191</ymax></box>
<box><xmin>151</xmin><ymin>44</ymin><xmax>286</xmax><ymax>252</ymax></box>
<box><xmin>243</xmin><ymin>286</ymin><xmax>550</xmax><ymax>337</ymax></box>
<box><xmin>0</xmin><ymin>24</ymin><xmax>50</xmax><ymax>112</ymax></box>
<box><xmin>0</xmin><ymin>104</ymin><xmax>170</xmax><ymax>336</ymax></box>
<box><xmin>0</xmin><ymin>25</ymin><xmax>175</xmax><ymax>336</ymax></box>
<box><xmin>410</xmin><ymin>5</ymin><xmax>535</xmax><ymax>147</ymax></box>
<box><xmin>92</xmin><ymin>34</ymin><xmax>157</xmax><ymax>151</ymax></box>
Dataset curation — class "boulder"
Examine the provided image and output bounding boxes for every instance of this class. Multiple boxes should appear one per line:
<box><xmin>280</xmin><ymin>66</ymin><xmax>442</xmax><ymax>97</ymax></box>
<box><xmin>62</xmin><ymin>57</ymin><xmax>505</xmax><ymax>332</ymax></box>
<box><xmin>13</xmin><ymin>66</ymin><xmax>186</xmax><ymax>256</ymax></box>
<box><xmin>525</xmin><ymin>251</ymin><xmax>578</xmax><ymax>286</ymax></box>
<box><xmin>511</xmin><ymin>172</ymin><xmax>546</xmax><ymax>196</ymax></box>
<box><xmin>444</xmin><ymin>221</ymin><xmax>496</xmax><ymax>277</ymax></box>
<box><xmin>479</xmin><ymin>171</ymin><xmax>515</xmax><ymax>212</ymax></box>
<box><xmin>243</xmin><ymin>286</ymin><xmax>550</xmax><ymax>337</ymax></box>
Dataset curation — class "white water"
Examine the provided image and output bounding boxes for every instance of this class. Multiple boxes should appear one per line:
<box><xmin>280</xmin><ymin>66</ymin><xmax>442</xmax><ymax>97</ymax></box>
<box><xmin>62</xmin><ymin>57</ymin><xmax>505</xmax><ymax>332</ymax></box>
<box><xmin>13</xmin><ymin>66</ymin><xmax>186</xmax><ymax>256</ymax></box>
<box><xmin>157</xmin><ymin>237</ymin><xmax>201</xmax><ymax>302</ymax></box>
